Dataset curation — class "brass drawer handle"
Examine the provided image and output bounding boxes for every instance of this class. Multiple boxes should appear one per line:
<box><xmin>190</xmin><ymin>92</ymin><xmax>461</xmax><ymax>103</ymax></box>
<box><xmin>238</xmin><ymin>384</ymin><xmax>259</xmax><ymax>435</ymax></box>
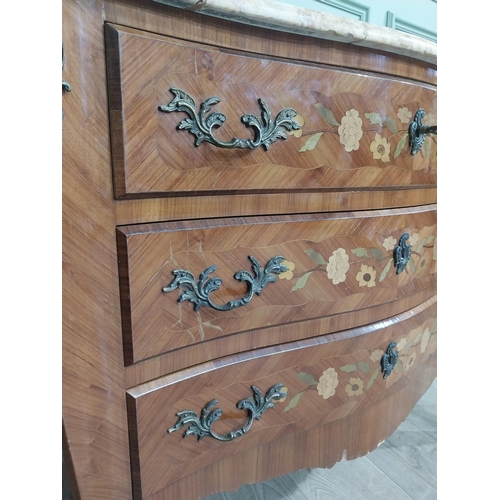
<box><xmin>168</xmin><ymin>383</ymin><xmax>286</xmax><ymax>442</ymax></box>
<box><xmin>381</xmin><ymin>342</ymin><xmax>399</xmax><ymax>379</ymax></box>
<box><xmin>158</xmin><ymin>88</ymin><xmax>302</xmax><ymax>151</ymax></box>
<box><xmin>162</xmin><ymin>255</ymin><xmax>288</xmax><ymax>312</ymax></box>
<box><xmin>409</xmin><ymin>108</ymin><xmax>437</xmax><ymax>155</ymax></box>
<box><xmin>394</xmin><ymin>233</ymin><xmax>412</xmax><ymax>274</ymax></box>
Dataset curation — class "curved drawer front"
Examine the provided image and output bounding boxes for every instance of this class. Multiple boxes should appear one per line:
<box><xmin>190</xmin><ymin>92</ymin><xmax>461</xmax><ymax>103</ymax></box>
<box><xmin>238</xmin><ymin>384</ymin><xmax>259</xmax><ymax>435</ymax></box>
<box><xmin>117</xmin><ymin>205</ymin><xmax>436</xmax><ymax>364</ymax></box>
<box><xmin>127</xmin><ymin>298</ymin><xmax>437</xmax><ymax>499</ymax></box>
<box><xmin>106</xmin><ymin>24</ymin><xmax>437</xmax><ymax>198</ymax></box>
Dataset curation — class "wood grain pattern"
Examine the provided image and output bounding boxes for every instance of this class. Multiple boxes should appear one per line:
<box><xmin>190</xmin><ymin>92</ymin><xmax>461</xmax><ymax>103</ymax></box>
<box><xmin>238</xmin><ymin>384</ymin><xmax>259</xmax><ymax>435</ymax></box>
<box><xmin>127</xmin><ymin>297</ymin><xmax>436</xmax><ymax>499</ymax></box>
<box><xmin>114</xmin><ymin>187</ymin><xmax>437</xmax><ymax>226</ymax></box>
<box><xmin>63</xmin><ymin>1</ymin><xmax>437</xmax><ymax>499</ymax></box>
<box><xmin>123</xmin><ymin>286</ymin><xmax>436</xmax><ymax>388</ymax></box>
<box><xmin>62</xmin><ymin>1</ymin><xmax>131</xmax><ymax>499</ymax></box>
<box><xmin>148</xmin><ymin>365</ymin><xmax>435</xmax><ymax>500</ymax></box>
<box><xmin>64</xmin><ymin>383</ymin><xmax>437</xmax><ymax>500</ymax></box>
<box><xmin>205</xmin><ymin>379</ymin><xmax>438</xmax><ymax>500</ymax></box>
<box><xmin>106</xmin><ymin>24</ymin><xmax>437</xmax><ymax>198</ymax></box>
<box><xmin>103</xmin><ymin>0</ymin><xmax>437</xmax><ymax>85</ymax></box>
<box><xmin>117</xmin><ymin>205</ymin><xmax>436</xmax><ymax>364</ymax></box>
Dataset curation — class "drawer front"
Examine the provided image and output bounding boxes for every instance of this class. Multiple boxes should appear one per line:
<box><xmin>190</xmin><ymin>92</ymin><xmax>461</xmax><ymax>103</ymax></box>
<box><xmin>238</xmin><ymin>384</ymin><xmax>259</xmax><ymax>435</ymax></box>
<box><xmin>106</xmin><ymin>24</ymin><xmax>437</xmax><ymax>198</ymax></box>
<box><xmin>117</xmin><ymin>205</ymin><xmax>437</xmax><ymax>364</ymax></box>
<box><xmin>127</xmin><ymin>298</ymin><xmax>437</xmax><ymax>499</ymax></box>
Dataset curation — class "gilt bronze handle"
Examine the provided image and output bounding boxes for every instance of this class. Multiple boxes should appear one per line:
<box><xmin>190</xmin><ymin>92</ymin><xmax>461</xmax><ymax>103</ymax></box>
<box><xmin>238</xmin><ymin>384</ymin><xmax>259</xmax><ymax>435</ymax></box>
<box><xmin>408</xmin><ymin>108</ymin><xmax>436</xmax><ymax>155</ymax></box>
<box><xmin>168</xmin><ymin>383</ymin><xmax>287</xmax><ymax>442</ymax></box>
<box><xmin>162</xmin><ymin>255</ymin><xmax>288</xmax><ymax>312</ymax></box>
<box><xmin>158</xmin><ymin>88</ymin><xmax>302</xmax><ymax>151</ymax></box>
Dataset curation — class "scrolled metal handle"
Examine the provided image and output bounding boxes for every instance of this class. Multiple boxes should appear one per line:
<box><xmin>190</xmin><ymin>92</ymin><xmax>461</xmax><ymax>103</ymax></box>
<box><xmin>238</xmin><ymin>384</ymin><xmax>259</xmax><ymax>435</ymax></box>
<box><xmin>408</xmin><ymin>108</ymin><xmax>436</xmax><ymax>155</ymax></box>
<box><xmin>162</xmin><ymin>255</ymin><xmax>288</xmax><ymax>312</ymax></box>
<box><xmin>168</xmin><ymin>383</ymin><xmax>287</xmax><ymax>442</ymax></box>
<box><xmin>158</xmin><ymin>88</ymin><xmax>302</xmax><ymax>151</ymax></box>
<box><xmin>381</xmin><ymin>342</ymin><xmax>399</xmax><ymax>379</ymax></box>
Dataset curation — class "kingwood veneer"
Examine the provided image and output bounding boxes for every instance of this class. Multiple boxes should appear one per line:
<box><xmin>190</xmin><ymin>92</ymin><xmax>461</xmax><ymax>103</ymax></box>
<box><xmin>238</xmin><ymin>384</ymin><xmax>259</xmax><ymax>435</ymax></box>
<box><xmin>105</xmin><ymin>24</ymin><xmax>436</xmax><ymax>198</ymax></box>
<box><xmin>62</xmin><ymin>1</ymin><xmax>437</xmax><ymax>499</ymax></box>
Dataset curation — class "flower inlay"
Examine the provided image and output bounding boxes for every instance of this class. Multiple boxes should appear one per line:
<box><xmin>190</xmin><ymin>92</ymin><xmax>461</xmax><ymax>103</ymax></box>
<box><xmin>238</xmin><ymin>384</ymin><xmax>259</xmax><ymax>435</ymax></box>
<box><xmin>317</xmin><ymin>367</ymin><xmax>339</xmax><ymax>400</ymax></box>
<box><xmin>338</xmin><ymin>109</ymin><xmax>363</xmax><ymax>152</ymax></box>
<box><xmin>397</xmin><ymin>107</ymin><xmax>412</xmax><ymax>124</ymax></box>
<box><xmin>326</xmin><ymin>248</ymin><xmax>349</xmax><ymax>285</ymax></box>
<box><xmin>356</xmin><ymin>264</ymin><xmax>376</xmax><ymax>287</ymax></box>
<box><xmin>282</xmin><ymin>316</ymin><xmax>436</xmax><ymax>413</ymax></box>
<box><xmin>370</xmin><ymin>133</ymin><xmax>391</xmax><ymax>162</ymax></box>
<box><xmin>345</xmin><ymin>377</ymin><xmax>364</xmax><ymax>397</ymax></box>
<box><xmin>383</xmin><ymin>236</ymin><xmax>397</xmax><ymax>251</ymax></box>
<box><xmin>288</xmin><ymin>115</ymin><xmax>304</xmax><ymax>137</ymax></box>
<box><xmin>279</xmin><ymin>260</ymin><xmax>296</xmax><ymax>280</ymax></box>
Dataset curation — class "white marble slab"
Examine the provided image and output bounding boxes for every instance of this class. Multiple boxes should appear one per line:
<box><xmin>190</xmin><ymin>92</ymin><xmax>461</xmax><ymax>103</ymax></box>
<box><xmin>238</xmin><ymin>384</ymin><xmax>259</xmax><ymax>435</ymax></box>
<box><xmin>152</xmin><ymin>0</ymin><xmax>437</xmax><ymax>65</ymax></box>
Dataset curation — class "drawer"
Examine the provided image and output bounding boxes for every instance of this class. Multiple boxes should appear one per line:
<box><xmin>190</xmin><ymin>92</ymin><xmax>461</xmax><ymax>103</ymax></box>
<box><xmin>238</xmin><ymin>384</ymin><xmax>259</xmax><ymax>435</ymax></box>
<box><xmin>117</xmin><ymin>205</ymin><xmax>437</xmax><ymax>364</ymax></box>
<box><xmin>126</xmin><ymin>297</ymin><xmax>437</xmax><ymax>499</ymax></box>
<box><xmin>105</xmin><ymin>24</ymin><xmax>437</xmax><ymax>198</ymax></box>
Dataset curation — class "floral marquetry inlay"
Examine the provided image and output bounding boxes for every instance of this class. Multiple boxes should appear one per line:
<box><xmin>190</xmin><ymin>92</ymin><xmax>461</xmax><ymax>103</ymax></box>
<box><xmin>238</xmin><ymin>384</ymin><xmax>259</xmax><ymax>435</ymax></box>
<box><xmin>287</xmin><ymin>226</ymin><xmax>436</xmax><ymax>294</ymax></box>
<box><xmin>338</xmin><ymin>109</ymin><xmax>363</xmax><ymax>152</ymax></box>
<box><xmin>283</xmin><ymin>317</ymin><xmax>437</xmax><ymax>412</ymax></box>
<box><xmin>326</xmin><ymin>248</ymin><xmax>350</xmax><ymax>285</ymax></box>
<box><xmin>109</xmin><ymin>25</ymin><xmax>437</xmax><ymax>197</ymax></box>
<box><xmin>356</xmin><ymin>264</ymin><xmax>376</xmax><ymax>288</ymax></box>
<box><xmin>278</xmin><ymin>260</ymin><xmax>296</xmax><ymax>281</ymax></box>
<box><xmin>291</xmin><ymin>102</ymin><xmax>436</xmax><ymax>163</ymax></box>
<box><xmin>317</xmin><ymin>367</ymin><xmax>339</xmax><ymax>399</ymax></box>
<box><xmin>370</xmin><ymin>133</ymin><xmax>391</xmax><ymax>162</ymax></box>
<box><xmin>397</xmin><ymin>107</ymin><xmax>412</xmax><ymax>124</ymax></box>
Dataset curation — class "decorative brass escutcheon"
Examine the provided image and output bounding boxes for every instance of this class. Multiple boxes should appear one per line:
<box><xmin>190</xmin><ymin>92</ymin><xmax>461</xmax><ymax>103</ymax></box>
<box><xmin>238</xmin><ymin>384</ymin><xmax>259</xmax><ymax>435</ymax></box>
<box><xmin>394</xmin><ymin>233</ymin><xmax>412</xmax><ymax>274</ymax></box>
<box><xmin>408</xmin><ymin>108</ymin><xmax>436</xmax><ymax>155</ymax></box>
<box><xmin>381</xmin><ymin>342</ymin><xmax>399</xmax><ymax>379</ymax></box>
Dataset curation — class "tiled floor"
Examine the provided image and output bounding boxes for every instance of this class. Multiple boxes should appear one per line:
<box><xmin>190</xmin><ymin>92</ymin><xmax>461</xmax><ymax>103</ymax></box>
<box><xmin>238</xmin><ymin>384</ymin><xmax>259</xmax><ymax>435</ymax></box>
<box><xmin>63</xmin><ymin>379</ymin><xmax>437</xmax><ymax>500</ymax></box>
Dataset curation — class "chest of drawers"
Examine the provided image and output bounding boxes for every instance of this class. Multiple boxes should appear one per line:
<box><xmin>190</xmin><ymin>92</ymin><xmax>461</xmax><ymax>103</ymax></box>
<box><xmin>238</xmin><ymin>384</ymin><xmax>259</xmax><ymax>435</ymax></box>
<box><xmin>62</xmin><ymin>1</ymin><xmax>437</xmax><ymax>499</ymax></box>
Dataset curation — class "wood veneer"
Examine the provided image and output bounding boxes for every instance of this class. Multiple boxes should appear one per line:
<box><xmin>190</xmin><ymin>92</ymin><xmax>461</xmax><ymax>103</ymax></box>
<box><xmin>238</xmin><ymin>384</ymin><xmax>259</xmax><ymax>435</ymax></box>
<box><xmin>127</xmin><ymin>297</ymin><xmax>436</xmax><ymax>499</ymax></box>
<box><xmin>146</xmin><ymin>362</ymin><xmax>436</xmax><ymax>500</ymax></box>
<box><xmin>63</xmin><ymin>1</ymin><xmax>131</xmax><ymax>499</ymax></box>
<box><xmin>124</xmin><ymin>285</ymin><xmax>436</xmax><ymax>387</ymax></box>
<box><xmin>106</xmin><ymin>24</ymin><xmax>437</xmax><ymax>198</ymax></box>
<box><xmin>103</xmin><ymin>0</ymin><xmax>437</xmax><ymax>85</ymax></box>
<box><xmin>114</xmin><ymin>187</ymin><xmax>437</xmax><ymax>225</ymax></box>
<box><xmin>117</xmin><ymin>206</ymin><xmax>436</xmax><ymax>364</ymax></box>
<box><xmin>62</xmin><ymin>1</ymin><xmax>437</xmax><ymax>499</ymax></box>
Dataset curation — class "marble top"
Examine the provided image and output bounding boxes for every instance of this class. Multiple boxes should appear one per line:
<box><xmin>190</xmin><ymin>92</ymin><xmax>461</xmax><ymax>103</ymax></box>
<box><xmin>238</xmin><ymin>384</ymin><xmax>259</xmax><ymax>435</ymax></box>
<box><xmin>152</xmin><ymin>0</ymin><xmax>437</xmax><ymax>65</ymax></box>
